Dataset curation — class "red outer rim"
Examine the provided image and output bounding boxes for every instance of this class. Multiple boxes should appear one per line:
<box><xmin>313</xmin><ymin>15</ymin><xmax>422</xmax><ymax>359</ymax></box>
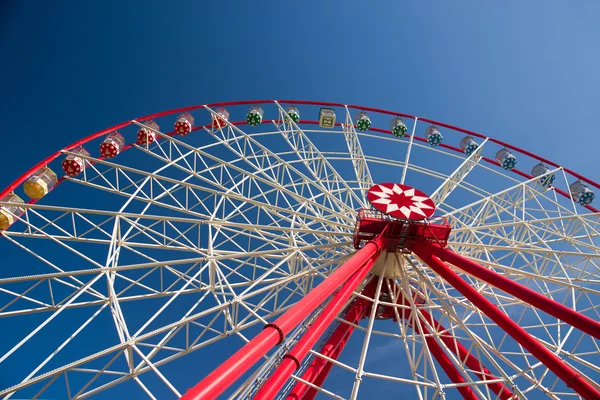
<box><xmin>1</xmin><ymin>100</ymin><xmax>597</xmax><ymax>213</ymax></box>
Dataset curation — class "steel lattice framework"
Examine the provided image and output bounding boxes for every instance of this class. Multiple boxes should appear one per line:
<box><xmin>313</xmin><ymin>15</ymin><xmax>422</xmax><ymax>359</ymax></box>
<box><xmin>0</xmin><ymin>100</ymin><xmax>598</xmax><ymax>400</ymax></box>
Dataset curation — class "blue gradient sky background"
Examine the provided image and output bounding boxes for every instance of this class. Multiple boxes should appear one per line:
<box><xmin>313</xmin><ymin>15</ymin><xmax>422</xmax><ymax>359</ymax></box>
<box><xmin>1</xmin><ymin>1</ymin><xmax>599</xmax><ymax>188</ymax></box>
<box><xmin>1</xmin><ymin>1</ymin><xmax>599</xmax><ymax>399</ymax></box>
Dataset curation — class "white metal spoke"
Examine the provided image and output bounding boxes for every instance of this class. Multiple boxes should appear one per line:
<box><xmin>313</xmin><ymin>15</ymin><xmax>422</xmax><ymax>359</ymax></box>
<box><xmin>272</xmin><ymin>101</ymin><xmax>366</xmax><ymax>209</ymax></box>
<box><xmin>0</xmin><ymin>259</ymin><xmax>338</xmax><ymax>398</ymax></box>
<box><xmin>65</xmin><ymin>149</ymin><xmax>351</xmax><ymax>232</ymax></box>
<box><xmin>342</xmin><ymin>106</ymin><xmax>374</xmax><ymax>198</ymax></box>
<box><xmin>204</xmin><ymin>105</ymin><xmax>358</xmax><ymax>218</ymax></box>
<box><xmin>444</xmin><ymin>167</ymin><xmax>568</xmax><ymax>228</ymax></box>
<box><xmin>430</xmin><ymin>138</ymin><xmax>488</xmax><ymax>206</ymax></box>
<box><xmin>133</xmin><ymin>122</ymin><xmax>355</xmax><ymax>226</ymax></box>
<box><xmin>400</xmin><ymin>117</ymin><xmax>418</xmax><ymax>185</ymax></box>
<box><xmin>2</xmin><ymin>101</ymin><xmax>598</xmax><ymax>399</ymax></box>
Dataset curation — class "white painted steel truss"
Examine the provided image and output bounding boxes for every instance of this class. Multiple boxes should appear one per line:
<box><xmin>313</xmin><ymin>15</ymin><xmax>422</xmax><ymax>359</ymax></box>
<box><xmin>0</xmin><ymin>104</ymin><xmax>598</xmax><ymax>400</ymax></box>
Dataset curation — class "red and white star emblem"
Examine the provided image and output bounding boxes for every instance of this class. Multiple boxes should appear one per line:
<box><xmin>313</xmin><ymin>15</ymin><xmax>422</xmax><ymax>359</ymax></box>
<box><xmin>367</xmin><ymin>183</ymin><xmax>436</xmax><ymax>220</ymax></box>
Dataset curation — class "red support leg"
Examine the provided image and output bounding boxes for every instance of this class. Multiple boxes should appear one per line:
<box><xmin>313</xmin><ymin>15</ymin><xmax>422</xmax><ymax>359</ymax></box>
<box><xmin>413</xmin><ymin>313</ymin><xmax>479</xmax><ymax>400</ymax></box>
<box><xmin>180</xmin><ymin>229</ymin><xmax>388</xmax><ymax>400</ymax></box>
<box><xmin>287</xmin><ymin>298</ymin><xmax>369</xmax><ymax>400</ymax></box>
<box><xmin>415</xmin><ymin>240</ymin><xmax>600</xmax><ymax>341</ymax></box>
<box><xmin>254</xmin><ymin>259</ymin><xmax>376</xmax><ymax>399</ymax></box>
<box><xmin>302</xmin><ymin>338</ymin><xmax>346</xmax><ymax>400</ymax></box>
<box><xmin>412</xmin><ymin>243</ymin><xmax>600</xmax><ymax>400</ymax></box>
<box><xmin>299</xmin><ymin>281</ymin><xmax>389</xmax><ymax>399</ymax></box>
<box><xmin>418</xmin><ymin>309</ymin><xmax>514</xmax><ymax>400</ymax></box>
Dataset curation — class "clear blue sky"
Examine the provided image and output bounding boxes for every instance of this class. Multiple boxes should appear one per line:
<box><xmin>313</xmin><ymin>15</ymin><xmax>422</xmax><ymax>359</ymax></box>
<box><xmin>1</xmin><ymin>1</ymin><xmax>599</xmax><ymax>189</ymax></box>
<box><xmin>1</xmin><ymin>1</ymin><xmax>599</xmax><ymax>399</ymax></box>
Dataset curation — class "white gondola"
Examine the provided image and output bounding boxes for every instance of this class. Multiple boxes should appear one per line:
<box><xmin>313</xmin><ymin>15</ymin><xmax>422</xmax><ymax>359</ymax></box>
<box><xmin>354</xmin><ymin>111</ymin><xmax>371</xmax><ymax>132</ymax></box>
<box><xmin>137</xmin><ymin>120</ymin><xmax>160</xmax><ymax>144</ymax></box>
<box><xmin>24</xmin><ymin>167</ymin><xmax>57</xmax><ymax>200</ymax></box>
<box><xmin>531</xmin><ymin>162</ymin><xmax>555</xmax><ymax>187</ymax></box>
<box><xmin>495</xmin><ymin>148</ymin><xmax>518</xmax><ymax>170</ymax></box>
<box><xmin>0</xmin><ymin>193</ymin><xmax>25</xmax><ymax>230</ymax></box>
<box><xmin>100</xmin><ymin>131</ymin><xmax>125</xmax><ymax>158</ymax></box>
<box><xmin>318</xmin><ymin>107</ymin><xmax>336</xmax><ymax>128</ymax></box>
<box><xmin>569</xmin><ymin>180</ymin><xmax>595</xmax><ymax>206</ymax></box>
<box><xmin>247</xmin><ymin>105</ymin><xmax>264</xmax><ymax>126</ymax></box>
<box><xmin>459</xmin><ymin>136</ymin><xmax>479</xmax><ymax>156</ymax></box>
<box><xmin>62</xmin><ymin>146</ymin><xmax>90</xmax><ymax>177</ymax></box>
<box><xmin>424</xmin><ymin>126</ymin><xmax>443</xmax><ymax>146</ymax></box>
<box><xmin>390</xmin><ymin>117</ymin><xmax>407</xmax><ymax>138</ymax></box>
<box><xmin>284</xmin><ymin>106</ymin><xmax>300</xmax><ymax>123</ymax></box>
<box><xmin>174</xmin><ymin>112</ymin><xmax>195</xmax><ymax>135</ymax></box>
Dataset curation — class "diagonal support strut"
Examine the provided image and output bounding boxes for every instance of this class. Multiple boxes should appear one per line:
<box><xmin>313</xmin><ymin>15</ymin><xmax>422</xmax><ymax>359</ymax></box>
<box><xmin>180</xmin><ymin>226</ymin><xmax>390</xmax><ymax>400</ymax></box>
<box><xmin>412</xmin><ymin>241</ymin><xmax>600</xmax><ymax>400</ymax></box>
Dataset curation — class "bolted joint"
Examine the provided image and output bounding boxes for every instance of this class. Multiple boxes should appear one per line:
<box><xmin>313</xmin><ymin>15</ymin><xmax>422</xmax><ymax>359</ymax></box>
<box><xmin>354</xmin><ymin>369</ymin><xmax>365</xmax><ymax>382</ymax></box>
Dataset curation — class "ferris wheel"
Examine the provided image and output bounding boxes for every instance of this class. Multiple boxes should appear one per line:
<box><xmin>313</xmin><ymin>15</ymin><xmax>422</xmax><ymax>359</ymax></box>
<box><xmin>0</xmin><ymin>100</ymin><xmax>599</xmax><ymax>400</ymax></box>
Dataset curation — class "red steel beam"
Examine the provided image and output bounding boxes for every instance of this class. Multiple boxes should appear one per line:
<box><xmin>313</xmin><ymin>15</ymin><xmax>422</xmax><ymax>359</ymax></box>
<box><xmin>297</xmin><ymin>323</ymin><xmax>357</xmax><ymax>400</ymax></box>
<box><xmin>288</xmin><ymin>298</ymin><xmax>370</xmax><ymax>400</ymax></box>
<box><xmin>180</xmin><ymin>227</ymin><xmax>389</xmax><ymax>400</ymax></box>
<box><xmin>418</xmin><ymin>309</ymin><xmax>514</xmax><ymax>400</ymax></box>
<box><xmin>291</xmin><ymin>278</ymin><xmax>387</xmax><ymax>400</ymax></box>
<box><xmin>294</xmin><ymin>288</ymin><xmax>513</xmax><ymax>400</ymax></box>
<box><xmin>412</xmin><ymin>243</ymin><xmax>600</xmax><ymax>400</ymax></box>
<box><xmin>254</xmin><ymin>266</ymin><xmax>376</xmax><ymax>399</ymax></box>
<box><xmin>395</xmin><ymin>288</ymin><xmax>514</xmax><ymax>399</ymax></box>
<box><xmin>302</xmin><ymin>344</ymin><xmax>345</xmax><ymax>400</ymax></box>
<box><xmin>413</xmin><ymin>314</ymin><xmax>479</xmax><ymax>400</ymax></box>
<box><xmin>414</xmin><ymin>241</ymin><xmax>600</xmax><ymax>341</ymax></box>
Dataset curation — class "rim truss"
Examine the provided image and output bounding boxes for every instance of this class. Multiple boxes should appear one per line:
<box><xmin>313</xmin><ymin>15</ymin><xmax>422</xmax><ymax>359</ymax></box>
<box><xmin>0</xmin><ymin>100</ymin><xmax>598</xmax><ymax>400</ymax></box>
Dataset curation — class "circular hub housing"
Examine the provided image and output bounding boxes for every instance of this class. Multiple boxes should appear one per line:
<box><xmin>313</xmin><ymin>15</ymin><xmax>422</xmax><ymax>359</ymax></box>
<box><xmin>367</xmin><ymin>183</ymin><xmax>436</xmax><ymax>220</ymax></box>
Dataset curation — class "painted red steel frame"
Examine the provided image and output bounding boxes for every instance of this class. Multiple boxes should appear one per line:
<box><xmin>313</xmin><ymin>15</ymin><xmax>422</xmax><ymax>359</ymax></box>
<box><xmin>418</xmin><ymin>309</ymin><xmax>514</xmax><ymax>400</ymax></box>
<box><xmin>290</xmin><ymin>299</ymin><xmax>514</xmax><ymax>400</ymax></box>
<box><xmin>301</xmin><ymin>343</ymin><xmax>345</xmax><ymax>400</ymax></box>
<box><xmin>302</xmin><ymin>340</ymin><xmax>348</xmax><ymax>400</ymax></box>
<box><xmin>253</xmin><ymin>263</ymin><xmax>376</xmax><ymax>399</ymax></box>
<box><xmin>2</xmin><ymin>100</ymin><xmax>598</xmax><ymax>210</ymax></box>
<box><xmin>298</xmin><ymin>304</ymin><xmax>514</xmax><ymax>400</ymax></box>
<box><xmin>289</xmin><ymin>299</ymin><xmax>369</xmax><ymax>400</ymax></box>
<box><xmin>412</xmin><ymin>244</ymin><xmax>600</xmax><ymax>400</ymax></box>
<box><xmin>2</xmin><ymin>100</ymin><xmax>596</xmax><ymax>392</ymax></box>
<box><xmin>0</xmin><ymin>101</ymin><xmax>594</xmax><ymax>393</ymax></box>
<box><xmin>287</xmin><ymin>287</ymin><xmax>512</xmax><ymax>400</ymax></box>
<box><xmin>415</xmin><ymin>241</ymin><xmax>600</xmax><ymax>342</ymax></box>
<box><xmin>399</xmin><ymin>291</ymin><xmax>513</xmax><ymax>399</ymax></box>
<box><xmin>180</xmin><ymin>227</ymin><xmax>389</xmax><ymax>400</ymax></box>
<box><xmin>413</xmin><ymin>315</ymin><xmax>479</xmax><ymax>400</ymax></box>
